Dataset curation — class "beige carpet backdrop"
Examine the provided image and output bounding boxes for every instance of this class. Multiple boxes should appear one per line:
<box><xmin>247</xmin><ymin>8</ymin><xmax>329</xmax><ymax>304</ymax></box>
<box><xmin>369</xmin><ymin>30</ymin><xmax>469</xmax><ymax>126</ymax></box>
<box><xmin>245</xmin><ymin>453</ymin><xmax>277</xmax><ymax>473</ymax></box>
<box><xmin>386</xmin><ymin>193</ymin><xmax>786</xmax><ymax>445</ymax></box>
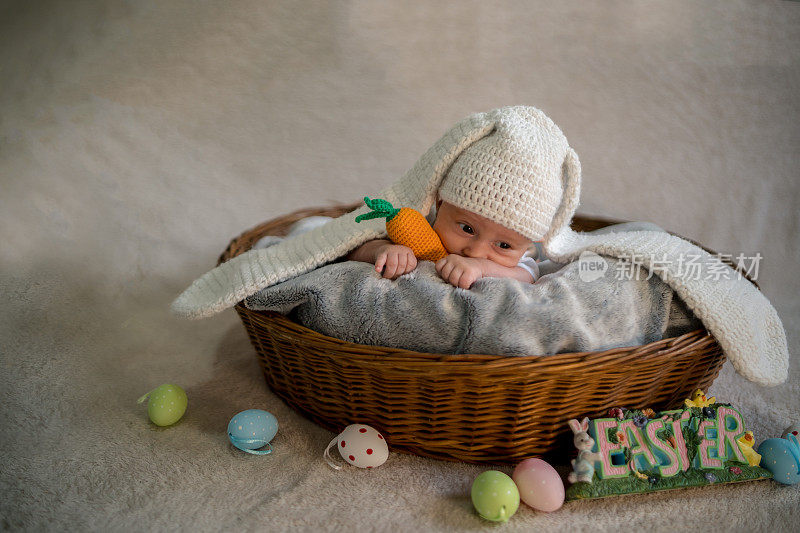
<box><xmin>1</xmin><ymin>1</ymin><xmax>798</xmax><ymax>531</ymax></box>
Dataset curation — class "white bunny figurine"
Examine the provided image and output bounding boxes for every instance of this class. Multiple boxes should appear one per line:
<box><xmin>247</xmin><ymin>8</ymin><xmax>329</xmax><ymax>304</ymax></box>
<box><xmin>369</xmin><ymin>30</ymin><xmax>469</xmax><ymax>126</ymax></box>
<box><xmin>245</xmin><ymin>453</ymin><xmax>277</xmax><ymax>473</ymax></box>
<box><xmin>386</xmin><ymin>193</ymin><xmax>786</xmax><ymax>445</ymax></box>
<box><xmin>567</xmin><ymin>417</ymin><xmax>600</xmax><ymax>484</ymax></box>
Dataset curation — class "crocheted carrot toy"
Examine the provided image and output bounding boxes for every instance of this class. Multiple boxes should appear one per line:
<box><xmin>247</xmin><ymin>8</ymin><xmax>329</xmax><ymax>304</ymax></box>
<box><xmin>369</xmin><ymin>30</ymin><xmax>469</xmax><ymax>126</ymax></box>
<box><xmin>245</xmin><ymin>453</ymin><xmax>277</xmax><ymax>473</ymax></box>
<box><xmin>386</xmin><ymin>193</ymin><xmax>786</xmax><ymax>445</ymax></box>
<box><xmin>355</xmin><ymin>197</ymin><xmax>447</xmax><ymax>261</ymax></box>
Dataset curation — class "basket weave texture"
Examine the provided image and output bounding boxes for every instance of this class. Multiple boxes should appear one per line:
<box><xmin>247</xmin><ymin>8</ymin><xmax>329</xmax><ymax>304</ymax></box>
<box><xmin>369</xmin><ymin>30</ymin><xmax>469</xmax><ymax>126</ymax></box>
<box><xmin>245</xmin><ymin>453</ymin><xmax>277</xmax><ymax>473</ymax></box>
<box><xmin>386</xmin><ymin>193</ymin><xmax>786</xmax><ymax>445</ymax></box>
<box><xmin>220</xmin><ymin>204</ymin><xmax>727</xmax><ymax>464</ymax></box>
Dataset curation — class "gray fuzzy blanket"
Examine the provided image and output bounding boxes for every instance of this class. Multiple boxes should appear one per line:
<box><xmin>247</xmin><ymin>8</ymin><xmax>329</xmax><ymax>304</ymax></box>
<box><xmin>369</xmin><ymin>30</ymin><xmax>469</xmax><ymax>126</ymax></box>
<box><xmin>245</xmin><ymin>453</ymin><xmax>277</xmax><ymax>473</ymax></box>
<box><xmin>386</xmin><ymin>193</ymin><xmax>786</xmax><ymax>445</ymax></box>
<box><xmin>245</xmin><ymin>225</ymin><xmax>700</xmax><ymax>355</ymax></box>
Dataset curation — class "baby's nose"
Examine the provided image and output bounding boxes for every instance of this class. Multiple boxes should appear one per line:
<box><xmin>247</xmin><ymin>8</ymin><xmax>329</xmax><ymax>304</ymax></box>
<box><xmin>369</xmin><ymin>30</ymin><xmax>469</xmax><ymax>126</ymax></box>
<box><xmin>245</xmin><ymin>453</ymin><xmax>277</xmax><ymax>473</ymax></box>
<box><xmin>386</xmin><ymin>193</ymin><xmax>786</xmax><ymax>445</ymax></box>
<box><xmin>463</xmin><ymin>242</ymin><xmax>489</xmax><ymax>259</ymax></box>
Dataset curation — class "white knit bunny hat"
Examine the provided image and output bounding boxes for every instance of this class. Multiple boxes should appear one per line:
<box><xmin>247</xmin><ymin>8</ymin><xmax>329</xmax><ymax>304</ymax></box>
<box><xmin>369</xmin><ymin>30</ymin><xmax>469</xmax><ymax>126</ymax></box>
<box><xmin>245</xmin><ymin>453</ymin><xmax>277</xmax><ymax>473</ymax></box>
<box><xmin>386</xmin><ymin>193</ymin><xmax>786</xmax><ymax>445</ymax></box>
<box><xmin>438</xmin><ymin>106</ymin><xmax>581</xmax><ymax>245</ymax></box>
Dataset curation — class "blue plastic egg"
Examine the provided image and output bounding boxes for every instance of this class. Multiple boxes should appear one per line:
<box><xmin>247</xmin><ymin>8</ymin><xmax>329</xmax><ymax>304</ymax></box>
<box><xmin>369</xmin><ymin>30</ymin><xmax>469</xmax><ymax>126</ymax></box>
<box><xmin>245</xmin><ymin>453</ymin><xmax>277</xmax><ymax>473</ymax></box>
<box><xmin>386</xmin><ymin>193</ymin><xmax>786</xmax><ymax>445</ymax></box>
<box><xmin>227</xmin><ymin>409</ymin><xmax>278</xmax><ymax>455</ymax></box>
<box><xmin>758</xmin><ymin>437</ymin><xmax>800</xmax><ymax>485</ymax></box>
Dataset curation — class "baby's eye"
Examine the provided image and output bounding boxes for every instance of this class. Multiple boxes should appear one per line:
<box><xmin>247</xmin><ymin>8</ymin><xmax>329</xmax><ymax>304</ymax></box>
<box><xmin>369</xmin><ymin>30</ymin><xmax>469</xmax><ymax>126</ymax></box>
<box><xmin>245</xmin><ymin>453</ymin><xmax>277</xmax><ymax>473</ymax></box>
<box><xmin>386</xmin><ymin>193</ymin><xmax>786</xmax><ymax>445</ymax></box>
<box><xmin>497</xmin><ymin>242</ymin><xmax>511</xmax><ymax>250</ymax></box>
<box><xmin>459</xmin><ymin>223</ymin><xmax>474</xmax><ymax>235</ymax></box>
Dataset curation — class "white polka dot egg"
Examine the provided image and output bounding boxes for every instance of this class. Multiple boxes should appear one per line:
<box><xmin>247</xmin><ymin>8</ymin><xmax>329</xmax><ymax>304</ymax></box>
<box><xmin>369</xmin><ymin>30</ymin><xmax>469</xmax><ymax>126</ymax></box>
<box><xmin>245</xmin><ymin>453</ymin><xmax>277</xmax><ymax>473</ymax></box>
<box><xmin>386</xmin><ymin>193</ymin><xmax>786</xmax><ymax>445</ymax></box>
<box><xmin>227</xmin><ymin>409</ymin><xmax>278</xmax><ymax>455</ymax></box>
<box><xmin>335</xmin><ymin>424</ymin><xmax>389</xmax><ymax>468</ymax></box>
<box><xmin>137</xmin><ymin>384</ymin><xmax>187</xmax><ymax>427</ymax></box>
<box><xmin>512</xmin><ymin>458</ymin><xmax>565</xmax><ymax>512</ymax></box>
<box><xmin>758</xmin><ymin>436</ymin><xmax>800</xmax><ymax>485</ymax></box>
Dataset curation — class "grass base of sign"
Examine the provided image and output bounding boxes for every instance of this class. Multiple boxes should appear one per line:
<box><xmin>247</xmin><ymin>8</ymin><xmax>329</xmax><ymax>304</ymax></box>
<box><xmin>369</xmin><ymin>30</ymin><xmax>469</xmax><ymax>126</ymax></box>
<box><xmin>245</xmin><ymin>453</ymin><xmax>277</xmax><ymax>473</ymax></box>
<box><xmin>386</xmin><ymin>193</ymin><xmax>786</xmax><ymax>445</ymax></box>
<box><xmin>566</xmin><ymin>460</ymin><xmax>772</xmax><ymax>501</ymax></box>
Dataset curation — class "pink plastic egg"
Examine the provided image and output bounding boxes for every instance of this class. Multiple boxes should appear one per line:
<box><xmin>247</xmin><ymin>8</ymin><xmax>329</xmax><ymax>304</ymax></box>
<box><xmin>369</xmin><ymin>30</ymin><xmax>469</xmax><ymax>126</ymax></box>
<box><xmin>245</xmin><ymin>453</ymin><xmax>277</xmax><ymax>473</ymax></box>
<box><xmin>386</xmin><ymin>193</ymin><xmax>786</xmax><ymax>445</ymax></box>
<box><xmin>512</xmin><ymin>458</ymin><xmax>565</xmax><ymax>512</ymax></box>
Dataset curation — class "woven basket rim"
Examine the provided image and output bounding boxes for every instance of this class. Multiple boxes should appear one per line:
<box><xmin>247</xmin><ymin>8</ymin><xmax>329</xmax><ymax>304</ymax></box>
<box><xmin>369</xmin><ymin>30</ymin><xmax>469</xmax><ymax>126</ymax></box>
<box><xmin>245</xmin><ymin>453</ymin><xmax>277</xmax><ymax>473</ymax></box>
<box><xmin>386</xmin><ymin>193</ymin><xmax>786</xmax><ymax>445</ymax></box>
<box><xmin>235</xmin><ymin>305</ymin><xmax>715</xmax><ymax>369</ymax></box>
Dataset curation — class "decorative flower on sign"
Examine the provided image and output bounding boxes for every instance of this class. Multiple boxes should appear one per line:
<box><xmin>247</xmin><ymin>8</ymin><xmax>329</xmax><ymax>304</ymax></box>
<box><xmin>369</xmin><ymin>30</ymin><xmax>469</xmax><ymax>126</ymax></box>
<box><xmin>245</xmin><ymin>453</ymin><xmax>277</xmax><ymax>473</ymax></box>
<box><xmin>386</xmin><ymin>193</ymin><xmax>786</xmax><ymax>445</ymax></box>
<box><xmin>608</xmin><ymin>407</ymin><xmax>625</xmax><ymax>420</ymax></box>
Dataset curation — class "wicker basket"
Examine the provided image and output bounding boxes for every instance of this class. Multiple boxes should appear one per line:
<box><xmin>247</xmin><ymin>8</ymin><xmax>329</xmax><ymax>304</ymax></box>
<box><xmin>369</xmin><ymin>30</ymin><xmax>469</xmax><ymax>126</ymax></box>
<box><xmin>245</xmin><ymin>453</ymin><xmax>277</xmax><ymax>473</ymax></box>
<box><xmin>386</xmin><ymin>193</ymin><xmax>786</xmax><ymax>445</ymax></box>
<box><xmin>220</xmin><ymin>204</ymin><xmax>732</xmax><ymax>464</ymax></box>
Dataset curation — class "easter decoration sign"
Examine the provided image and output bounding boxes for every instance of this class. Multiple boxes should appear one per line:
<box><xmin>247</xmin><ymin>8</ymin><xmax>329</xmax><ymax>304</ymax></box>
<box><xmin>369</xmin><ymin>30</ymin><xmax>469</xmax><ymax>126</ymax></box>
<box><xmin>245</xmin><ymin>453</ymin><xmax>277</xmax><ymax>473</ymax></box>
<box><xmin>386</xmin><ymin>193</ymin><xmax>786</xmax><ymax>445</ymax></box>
<box><xmin>565</xmin><ymin>390</ymin><xmax>772</xmax><ymax>500</ymax></box>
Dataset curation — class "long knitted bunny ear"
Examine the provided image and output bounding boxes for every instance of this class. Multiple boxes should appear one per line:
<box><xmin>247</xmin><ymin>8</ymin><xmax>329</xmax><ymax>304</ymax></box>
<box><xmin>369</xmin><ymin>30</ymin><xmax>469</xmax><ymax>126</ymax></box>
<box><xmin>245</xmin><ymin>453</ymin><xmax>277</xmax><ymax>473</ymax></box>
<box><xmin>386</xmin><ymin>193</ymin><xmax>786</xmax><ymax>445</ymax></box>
<box><xmin>542</xmin><ymin>147</ymin><xmax>582</xmax><ymax>261</ymax></box>
<box><xmin>382</xmin><ymin>113</ymin><xmax>496</xmax><ymax>215</ymax></box>
<box><xmin>171</xmin><ymin>112</ymin><xmax>496</xmax><ymax>319</ymax></box>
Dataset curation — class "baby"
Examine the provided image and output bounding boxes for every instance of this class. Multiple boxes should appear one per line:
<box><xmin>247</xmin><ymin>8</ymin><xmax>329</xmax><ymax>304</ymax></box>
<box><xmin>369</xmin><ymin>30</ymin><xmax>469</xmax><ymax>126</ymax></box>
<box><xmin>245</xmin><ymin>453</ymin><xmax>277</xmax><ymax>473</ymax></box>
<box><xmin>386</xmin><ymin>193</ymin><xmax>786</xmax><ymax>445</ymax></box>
<box><xmin>347</xmin><ymin>198</ymin><xmax>539</xmax><ymax>288</ymax></box>
<box><xmin>344</xmin><ymin>107</ymin><xmax>577</xmax><ymax>289</ymax></box>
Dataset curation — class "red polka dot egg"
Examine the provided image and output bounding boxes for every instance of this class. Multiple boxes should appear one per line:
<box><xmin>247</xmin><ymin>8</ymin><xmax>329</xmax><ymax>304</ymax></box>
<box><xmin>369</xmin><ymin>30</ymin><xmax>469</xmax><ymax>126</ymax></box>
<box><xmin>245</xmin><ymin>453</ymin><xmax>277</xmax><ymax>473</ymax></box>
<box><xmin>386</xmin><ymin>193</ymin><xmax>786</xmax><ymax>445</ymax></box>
<box><xmin>336</xmin><ymin>424</ymin><xmax>389</xmax><ymax>468</ymax></box>
<box><xmin>782</xmin><ymin>422</ymin><xmax>800</xmax><ymax>440</ymax></box>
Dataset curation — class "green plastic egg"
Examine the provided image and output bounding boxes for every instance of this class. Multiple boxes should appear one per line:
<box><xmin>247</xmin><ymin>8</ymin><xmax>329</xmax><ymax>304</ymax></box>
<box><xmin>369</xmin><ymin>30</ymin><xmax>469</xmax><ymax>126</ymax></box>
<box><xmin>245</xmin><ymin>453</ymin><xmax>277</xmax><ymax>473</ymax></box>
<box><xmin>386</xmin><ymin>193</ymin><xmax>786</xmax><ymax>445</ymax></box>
<box><xmin>471</xmin><ymin>470</ymin><xmax>520</xmax><ymax>522</ymax></box>
<box><xmin>138</xmin><ymin>384</ymin><xmax>187</xmax><ymax>426</ymax></box>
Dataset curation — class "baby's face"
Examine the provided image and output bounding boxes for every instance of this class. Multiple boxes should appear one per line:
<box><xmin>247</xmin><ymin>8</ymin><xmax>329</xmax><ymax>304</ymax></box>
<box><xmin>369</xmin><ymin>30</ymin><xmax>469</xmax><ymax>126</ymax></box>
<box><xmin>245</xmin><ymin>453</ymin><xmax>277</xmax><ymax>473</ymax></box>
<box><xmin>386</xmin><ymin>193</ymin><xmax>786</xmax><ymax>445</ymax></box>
<box><xmin>432</xmin><ymin>201</ymin><xmax>533</xmax><ymax>268</ymax></box>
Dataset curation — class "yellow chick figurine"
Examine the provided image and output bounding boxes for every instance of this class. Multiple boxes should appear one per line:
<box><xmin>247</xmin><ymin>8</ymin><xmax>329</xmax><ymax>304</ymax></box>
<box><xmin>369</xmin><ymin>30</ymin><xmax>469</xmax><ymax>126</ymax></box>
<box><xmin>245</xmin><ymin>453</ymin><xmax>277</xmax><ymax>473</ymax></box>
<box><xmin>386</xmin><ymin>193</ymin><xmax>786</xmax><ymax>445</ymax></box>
<box><xmin>684</xmin><ymin>389</ymin><xmax>716</xmax><ymax>408</ymax></box>
<box><xmin>736</xmin><ymin>431</ymin><xmax>762</xmax><ymax>467</ymax></box>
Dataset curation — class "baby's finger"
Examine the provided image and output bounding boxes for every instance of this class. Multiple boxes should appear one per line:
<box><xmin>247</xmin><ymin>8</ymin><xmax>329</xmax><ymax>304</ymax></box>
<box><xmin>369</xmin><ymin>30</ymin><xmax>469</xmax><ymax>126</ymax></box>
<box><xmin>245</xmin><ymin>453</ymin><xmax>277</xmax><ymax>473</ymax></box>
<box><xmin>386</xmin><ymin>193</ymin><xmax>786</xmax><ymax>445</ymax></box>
<box><xmin>375</xmin><ymin>253</ymin><xmax>387</xmax><ymax>273</ymax></box>
<box><xmin>435</xmin><ymin>257</ymin><xmax>446</xmax><ymax>273</ymax></box>
<box><xmin>449</xmin><ymin>270</ymin><xmax>464</xmax><ymax>288</ymax></box>
<box><xmin>440</xmin><ymin>261</ymin><xmax>455</xmax><ymax>280</ymax></box>
<box><xmin>383</xmin><ymin>254</ymin><xmax>399</xmax><ymax>278</ymax></box>
<box><xmin>402</xmin><ymin>258</ymin><xmax>417</xmax><ymax>276</ymax></box>
<box><xmin>458</xmin><ymin>273</ymin><xmax>475</xmax><ymax>289</ymax></box>
<box><xmin>392</xmin><ymin>255</ymin><xmax>408</xmax><ymax>279</ymax></box>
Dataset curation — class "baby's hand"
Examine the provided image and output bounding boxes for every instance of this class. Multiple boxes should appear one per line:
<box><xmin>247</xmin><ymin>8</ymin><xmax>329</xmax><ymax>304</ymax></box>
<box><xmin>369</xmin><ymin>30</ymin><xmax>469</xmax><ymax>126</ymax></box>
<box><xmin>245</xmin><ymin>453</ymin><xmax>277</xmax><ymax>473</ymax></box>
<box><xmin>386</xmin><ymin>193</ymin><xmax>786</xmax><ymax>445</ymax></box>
<box><xmin>435</xmin><ymin>254</ymin><xmax>486</xmax><ymax>289</ymax></box>
<box><xmin>375</xmin><ymin>244</ymin><xmax>418</xmax><ymax>279</ymax></box>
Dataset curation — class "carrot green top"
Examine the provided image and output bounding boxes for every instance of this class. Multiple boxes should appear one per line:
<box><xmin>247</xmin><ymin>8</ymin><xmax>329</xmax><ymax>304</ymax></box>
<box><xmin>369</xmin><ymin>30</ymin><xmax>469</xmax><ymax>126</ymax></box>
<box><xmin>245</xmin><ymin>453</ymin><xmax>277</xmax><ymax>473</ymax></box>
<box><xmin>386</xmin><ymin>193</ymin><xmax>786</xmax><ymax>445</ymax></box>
<box><xmin>354</xmin><ymin>197</ymin><xmax>401</xmax><ymax>223</ymax></box>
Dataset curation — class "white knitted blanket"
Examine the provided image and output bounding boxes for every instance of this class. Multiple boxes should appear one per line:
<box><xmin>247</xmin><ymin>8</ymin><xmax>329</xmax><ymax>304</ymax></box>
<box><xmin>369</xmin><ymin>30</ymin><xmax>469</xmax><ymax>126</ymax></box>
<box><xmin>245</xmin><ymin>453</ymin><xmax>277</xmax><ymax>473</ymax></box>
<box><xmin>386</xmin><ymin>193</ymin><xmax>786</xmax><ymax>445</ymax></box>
<box><xmin>174</xmin><ymin>222</ymin><xmax>788</xmax><ymax>385</ymax></box>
